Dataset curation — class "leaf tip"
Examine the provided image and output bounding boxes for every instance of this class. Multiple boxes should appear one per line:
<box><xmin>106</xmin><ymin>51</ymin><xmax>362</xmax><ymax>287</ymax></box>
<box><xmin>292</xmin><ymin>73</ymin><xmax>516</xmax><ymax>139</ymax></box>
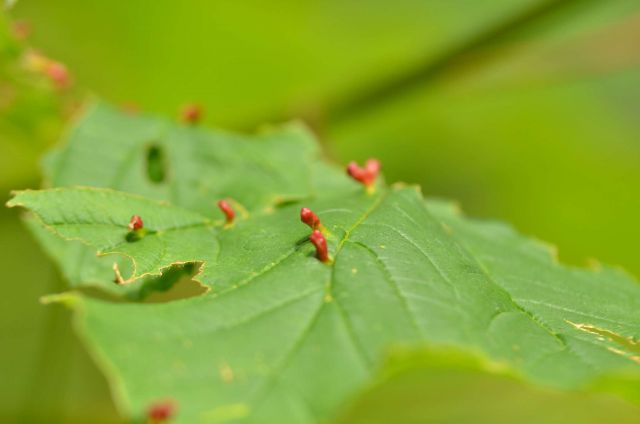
<box><xmin>5</xmin><ymin>190</ymin><xmax>27</xmax><ymax>208</ymax></box>
<box><xmin>40</xmin><ymin>292</ymin><xmax>80</xmax><ymax>307</ymax></box>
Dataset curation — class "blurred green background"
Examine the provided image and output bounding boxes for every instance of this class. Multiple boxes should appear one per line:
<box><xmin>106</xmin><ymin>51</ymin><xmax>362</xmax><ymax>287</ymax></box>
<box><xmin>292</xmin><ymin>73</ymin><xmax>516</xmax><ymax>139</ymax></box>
<box><xmin>1</xmin><ymin>0</ymin><xmax>639</xmax><ymax>421</ymax></box>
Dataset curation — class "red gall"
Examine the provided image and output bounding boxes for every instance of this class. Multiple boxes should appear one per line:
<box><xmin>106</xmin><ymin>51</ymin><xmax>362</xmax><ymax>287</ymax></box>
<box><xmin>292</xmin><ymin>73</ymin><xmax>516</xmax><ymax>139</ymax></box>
<box><xmin>180</xmin><ymin>103</ymin><xmax>202</xmax><ymax>124</ymax></box>
<box><xmin>128</xmin><ymin>215</ymin><xmax>144</xmax><ymax>231</ymax></box>
<box><xmin>309</xmin><ymin>230</ymin><xmax>329</xmax><ymax>263</ymax></box>
<box><xmin>22</xmin><ymin>50</ymin><xmax>71</xmax><ymax>89</ymax></box>
<box><xmin>218</xmin><ymin>200</ymin><xmax>235</xmax><ymax>225</ymax></box>
<box><xmin>45</xmin><ymin>61</ymin><xmax>70</xmax><ymax>89</ymax></box>
<box><xmin>364</xmin><ymin>158</ymin><xmax>380</xmax><ymax>175</ymax></box>
<box><xmin>11</xmin><ymin>21</ymin><xmax>31</xmax><ymax>40</ymax></box>
<box><xmin>147</xmin><ymin>399</ymin><xmax>176</xmax><ymax>422</ymax></box>
<box><xmin>300</xmin><ymin>207</ymin><xmax>320</xmax><ymax>230</ymax></box>
<box><xmin>347</xmin><ymin>158</ymin><xmax>380</xmax><ymax>187</ymax></box>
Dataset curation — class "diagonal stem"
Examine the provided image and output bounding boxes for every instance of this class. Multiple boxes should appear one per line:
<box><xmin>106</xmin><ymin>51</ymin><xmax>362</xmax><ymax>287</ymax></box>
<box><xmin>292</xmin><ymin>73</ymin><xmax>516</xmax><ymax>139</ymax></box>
<box><xmin>327</xmin><ymin>0</ymin><xmax>595</xmax><ymax>124</ymax></box>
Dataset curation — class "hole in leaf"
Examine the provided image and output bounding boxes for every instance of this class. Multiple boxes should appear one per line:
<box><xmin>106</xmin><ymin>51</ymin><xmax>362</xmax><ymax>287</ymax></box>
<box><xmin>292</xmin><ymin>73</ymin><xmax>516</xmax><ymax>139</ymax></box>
<box><xmin>77</xmin><ymin>263</ymin><xmax>208</xmax><ymax>304</ymax></box>
<box><xmin>138</xmin><ymin>262</ymin><xmax>208</xmax><ymax>303</ymax></box>
<box><xmin>146</xmin><ymin>144</ymin><xmax>167</xmax><ymax>184</ymax></box>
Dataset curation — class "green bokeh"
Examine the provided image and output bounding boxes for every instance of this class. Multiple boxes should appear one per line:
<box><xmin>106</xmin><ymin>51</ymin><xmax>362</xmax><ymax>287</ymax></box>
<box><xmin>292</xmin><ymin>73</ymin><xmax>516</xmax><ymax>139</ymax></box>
<box><xmin>10</xmin><ymin>0</ymin><xmax>640</xmax><ymax>274</ymax></box>
<box><xmin>2</xmin><ymin>0</ymin><xmax>640</xmax><ymax>421</ymax></box>
<box><xmin>335</xmin><ymin>348</ymin><xmax>640</xmax><ymax>424</ymax></box>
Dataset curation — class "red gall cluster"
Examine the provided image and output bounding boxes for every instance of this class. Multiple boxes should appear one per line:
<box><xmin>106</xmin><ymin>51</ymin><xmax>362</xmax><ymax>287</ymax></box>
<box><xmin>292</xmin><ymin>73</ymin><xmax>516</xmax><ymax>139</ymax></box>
<box><xmin>23</xmin><ymin>50</ymin><xmax>71</xmax><ymax>89</ymax></box>
<box><xmin>125</xmin><ymin>159</ymin><xmax>382</xmax><ymax>264</ymax></box>
<box><xmin>180</xmin><ymin>103</ymin><xmax>202</xmax><ymax>124</ymax></box>
<box><xmin>218</xmin><ymin>199</ymin><xmax>235</xmax><ymax>225</ymax></box>
<box><xmin>147</xmin><ymin>399</ymin><xmax>176</xmax><ymax>423</ymax></box>
<box><xmin>300</xmin><ymin>208</ymin><xmax>329</xmax><ymax>262</ymax></box>
<box><xmin>347</xmin><ymin>158</ymin><xmax>380</xmax><ymax>187</ymax></box>
<box><xmin>128</xmin><ymin>215</ymin><xmax>144</xmax><ymax>231</ymax></box>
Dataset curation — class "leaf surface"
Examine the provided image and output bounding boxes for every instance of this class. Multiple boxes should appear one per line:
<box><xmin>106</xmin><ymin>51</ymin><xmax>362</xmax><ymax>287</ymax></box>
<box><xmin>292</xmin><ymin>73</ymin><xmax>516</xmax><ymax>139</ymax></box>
<box><xmin>9</xmin><ymin>105</ymin><xmax>640</xmax><ymax>423</ymax></box>
<box><xmin>24</xmin><ymin>102</ymin><xmax>329</xmax><ymax>296</ymax></box>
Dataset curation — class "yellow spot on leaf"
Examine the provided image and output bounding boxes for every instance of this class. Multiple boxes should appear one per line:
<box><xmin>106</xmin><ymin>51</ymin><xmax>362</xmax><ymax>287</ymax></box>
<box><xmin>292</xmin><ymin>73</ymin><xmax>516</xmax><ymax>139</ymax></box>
<box><xmin>202</xmin><ymin>403</ymin><xmax>250</xmax><ymax>423</ymax></box>
<box><xmin>219</xmin><ymin>362</ymin><xmax>234</xmax><ymax>383</ymax></box>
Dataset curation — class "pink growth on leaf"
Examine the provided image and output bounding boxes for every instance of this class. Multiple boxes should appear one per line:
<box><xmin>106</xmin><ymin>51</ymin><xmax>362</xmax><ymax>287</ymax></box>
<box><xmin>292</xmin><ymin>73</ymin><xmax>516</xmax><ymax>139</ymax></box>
<box><xmin>300</xmin><ymin>207</ymin><xmax>321</xmax><ymax>230</ymax></box>
<box><xmin>218</xmin><ymin>200</ymin><xmax>235</xmax><ymax>224</ymax></box>
<box><xmin>128</xmin><ymin>215</ymin><xmax>144</xmax><ymax>231</ymax></box>
<box><xmin>11</xmin><ymin>21</ymin><xmax>31</xmax><ymax>40</ymax></box>
<box><xmin>45</xmin><ymin>61</ymin><xmax>70</xmax><ymax>89</ymax></box>
<box><xmin>347</xmin><ymin>158</ymin><xmax>380</xmax><ymax>187</ymax></box>
<box><xmin>309</xmin><ymin>230</ymin><xmax>329</xmax><ymax>262</ymax></box>
<box><xmin>147</xmin><ymin>399</ymin><xmax>176</xmax><ymax>422</ymax></box>
<box><xmin>180</xmin><ymin>103</ymin><xmax>202</xmax><ymax>124</ymax></box>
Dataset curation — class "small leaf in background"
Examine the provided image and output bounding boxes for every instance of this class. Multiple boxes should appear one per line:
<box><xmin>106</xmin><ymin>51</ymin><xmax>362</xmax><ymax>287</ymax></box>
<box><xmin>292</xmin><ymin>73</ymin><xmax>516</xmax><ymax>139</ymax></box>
<box><xmin>0</xmin><ymin>13</ymin><xmax>77</xmax><ymax>189</ymax></box>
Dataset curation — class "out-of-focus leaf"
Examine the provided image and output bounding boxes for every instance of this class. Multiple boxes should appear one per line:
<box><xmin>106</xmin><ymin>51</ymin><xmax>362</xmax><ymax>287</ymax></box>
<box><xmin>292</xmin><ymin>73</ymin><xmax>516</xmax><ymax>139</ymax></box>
<box><xmin>0</xmin><ymin>205</ymin><xmax>122</xmax><ymax>423</ymax></box>
<box><xmin>11</xmin><ymin>0</ymin><xmax>548</xmax><ymax>127</ymax></box>
<box><xmin>0</xmin><ymin>13</ymin><xmax>75</xmax><ymax>189</ymax></box>
<box><xmin>0</xmin><ymin>14</ymin><xmax>118</xmax><ymax>423</ymax></box>
<box><xmin>328</xmin><ymin>1</ymin><xmax>640</xmax><ymax>275</ymax></box>
<box><xmin>336</xmin><ymin>348</ymin><xmax>640</xmax><ymax>424</ymax></box>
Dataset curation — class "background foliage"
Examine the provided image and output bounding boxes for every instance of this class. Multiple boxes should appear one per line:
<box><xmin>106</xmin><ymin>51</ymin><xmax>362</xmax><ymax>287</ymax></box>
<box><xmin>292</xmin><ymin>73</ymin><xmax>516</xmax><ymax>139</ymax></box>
<box><xmin>1</xmin><ymin>1</ymin><xmax>639</xmax><ymax>422</ymax></box>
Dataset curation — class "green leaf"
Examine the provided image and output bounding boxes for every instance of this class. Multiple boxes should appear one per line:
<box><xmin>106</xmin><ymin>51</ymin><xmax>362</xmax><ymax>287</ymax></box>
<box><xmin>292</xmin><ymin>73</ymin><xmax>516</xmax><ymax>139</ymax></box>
<box><xmin>45</xmin><ymin>102</ymin><xmax>320</xmax><ymax>214</ymax></box>
<box><xmin>425</xmin><ymin>200</ymin><xmax>640</xmax><ymax>387</ymax></box>
<box><xmin>9</xmin><ymin>105</ymin><xmax>640</xmax><ymax>423</ymax></box>
<box><xmin>22</xmin><ymin>102</ymin><xmax>330</xmax><ymax>296</ymax></box>
<box><xmin>9</xmin><ymin>188</ymin><xmax>215</xmax><ymax>284</ymax></box>
<box><xmin>7</xmin><ymin>2</ymin><xmax>640</xmax><ymax>421</ymax></box>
